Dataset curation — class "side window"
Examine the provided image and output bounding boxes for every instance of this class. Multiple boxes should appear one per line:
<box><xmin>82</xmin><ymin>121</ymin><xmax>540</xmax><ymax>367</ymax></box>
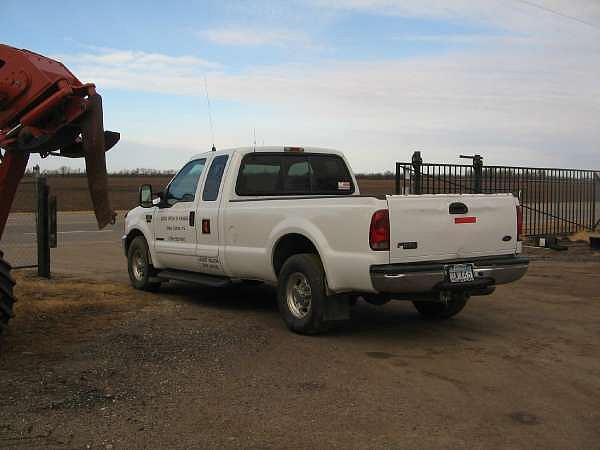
<box><xmin>202</xmin><ymin>155</ymin><xmax>229</xmax><ymax>201</ymax></box>
<box><xmin>166</xmin><ymin>159</ymin><xmax>206</xmax><ymax>206</ymax></box>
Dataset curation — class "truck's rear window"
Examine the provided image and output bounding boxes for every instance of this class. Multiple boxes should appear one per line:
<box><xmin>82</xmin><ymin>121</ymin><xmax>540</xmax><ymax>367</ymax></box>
<box><xmin>236</xmin><ymin>153</ymin><xmax>355</xmax><ymax>196</ymax></box>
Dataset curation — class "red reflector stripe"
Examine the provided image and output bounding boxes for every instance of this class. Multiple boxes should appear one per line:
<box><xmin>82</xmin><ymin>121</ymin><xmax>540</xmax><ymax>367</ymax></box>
<box><xmin>455</xmin><ymin>216</ymin><xmax>477</xmax><ymax>224</ymax></box>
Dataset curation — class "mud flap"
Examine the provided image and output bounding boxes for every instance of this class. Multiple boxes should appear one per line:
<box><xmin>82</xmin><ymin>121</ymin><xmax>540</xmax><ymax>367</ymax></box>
<box><xmin>80</xmin><ymin>94</ymin><xmax>116</xmax><ymax>229</ymax></box>
<box><xmin>323</xmin><ymin>295</ymin><xmax>350</xmax><ymax>322</ymax></box>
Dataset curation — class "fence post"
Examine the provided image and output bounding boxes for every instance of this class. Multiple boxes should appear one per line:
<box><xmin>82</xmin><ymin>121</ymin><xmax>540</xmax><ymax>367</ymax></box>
<box><xmin>412</xmin><ymin>151</ymin><xmax>423</xmax><ymax>195</ymax></box>
<box><xmin>473</xmin><ymin>154</ymin><xmax>483</xmax><ymax>194</ymax></box>
<box><xmin>49</xmin><ymin>196</ymin><xmax>57</xmax><ymax>249</ymax></box>
<box><xmin>594</xmin><ymin>173</ymin><xmax>599</xmax><ymax>231</ymax></box>
<box><xmin>395</xmin><ymin>162</ymin><xmax>401</xmax><ymax>195</ymax></box>
<box><xmin>36</xmin><ymin>175</ymin><xmax>50</xmax><ymax>278</ymax></box>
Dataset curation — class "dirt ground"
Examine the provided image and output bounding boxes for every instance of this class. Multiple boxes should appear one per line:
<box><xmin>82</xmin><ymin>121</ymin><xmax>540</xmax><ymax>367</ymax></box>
<box><xmin>1</xmin><ymin>247</ymin><xmax>599</xmax><ymax>449</ymax></box>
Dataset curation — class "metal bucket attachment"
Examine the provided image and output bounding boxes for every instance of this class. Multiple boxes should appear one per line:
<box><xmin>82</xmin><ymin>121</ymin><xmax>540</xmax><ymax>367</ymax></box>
<box><xmin>80</xmin><ymin>94</ymin><xmax>116</xmax><ymax>229</ymax></box>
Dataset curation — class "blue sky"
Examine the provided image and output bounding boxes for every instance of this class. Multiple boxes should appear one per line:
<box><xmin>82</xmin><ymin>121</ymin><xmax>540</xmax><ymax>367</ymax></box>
<box><xmin>2</xmin><ymin>0</ymin><xmax>599</xmax><ymax>172</ymax></box>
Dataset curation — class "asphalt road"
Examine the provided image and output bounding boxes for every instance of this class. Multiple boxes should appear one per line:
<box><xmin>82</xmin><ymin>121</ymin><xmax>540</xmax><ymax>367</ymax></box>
<box><xmin>2</xmin><ymin>211</ymin><xmax>124</xmax><ymax>244</ymax></box>
<box><xmin>1</xmin><ymin>211</ymin><xmax>126</xmax><ymax>277</ymax></box>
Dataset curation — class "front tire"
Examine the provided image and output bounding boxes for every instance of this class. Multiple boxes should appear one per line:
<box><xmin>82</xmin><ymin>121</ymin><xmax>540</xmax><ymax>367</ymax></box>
<box><xmin>413</xmin><ymin>291</ymin><xmax>469</xmax><ymax>319</ymax></box>
<box><xmin>0</xmin><ymin>251</ymin><xmax>16</xmax><ymax>335</ymax></box>
<box><xmin>277</xmin><ymin>254</ymin><xmax>329</xmax><ymax>335</ymax></box>
<box><xmin>127</xmin><ymin>237</ymin><xmax>161</xmax><ymax>292</ymax></box>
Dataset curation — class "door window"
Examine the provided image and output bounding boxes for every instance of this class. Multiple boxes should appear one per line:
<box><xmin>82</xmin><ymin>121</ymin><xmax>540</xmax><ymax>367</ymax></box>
<box><xmin>202</xmin><ymin>155</ymin><xmax>229</xmax><ymax>201</ymax></box>
<box><xmin>166</xmin><ymin>159</ymin><xmax>206</xmax><ymax>206</ymax></box>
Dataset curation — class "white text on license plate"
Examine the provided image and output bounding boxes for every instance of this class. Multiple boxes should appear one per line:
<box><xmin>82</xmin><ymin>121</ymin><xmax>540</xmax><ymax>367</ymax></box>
<box><xmin>448</xmin><ymin>264</ymin><xmax>474</xmax><ymax>283</ymax></box>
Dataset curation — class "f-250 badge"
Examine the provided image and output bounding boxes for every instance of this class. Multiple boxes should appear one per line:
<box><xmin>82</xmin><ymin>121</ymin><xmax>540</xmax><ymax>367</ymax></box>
<box><xmin>397</xmin><ymin>241</ymin><xmax>418</xmax><ymax>250</ymax></box>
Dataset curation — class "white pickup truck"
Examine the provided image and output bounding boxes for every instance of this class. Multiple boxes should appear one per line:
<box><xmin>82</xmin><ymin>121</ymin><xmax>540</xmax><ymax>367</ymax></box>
<box><xmin>123</xmin><ymin>146</ymin><xmax>528</xmax><ymax>334</ymax></box>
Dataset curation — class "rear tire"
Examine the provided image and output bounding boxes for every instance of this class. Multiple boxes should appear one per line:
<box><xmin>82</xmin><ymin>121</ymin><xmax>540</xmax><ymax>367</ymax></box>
<box><xmin>0</xmin><ymin>251</ymin><xmax>16</xmax><ymax>336</ymax></box>
<box><xmin>277</xmin><ymin>254</ymin><xmax>329</xmax><ymax>335</ymax></box>
<box><xmin>413</xmin><ymin>291</ymin><xmax>469</xmax><ymax>319</ymax></box>
<box><xmin>127</xmin><ymin>237</ymin><xmax>161</xmax><ymax>292</ymax></box>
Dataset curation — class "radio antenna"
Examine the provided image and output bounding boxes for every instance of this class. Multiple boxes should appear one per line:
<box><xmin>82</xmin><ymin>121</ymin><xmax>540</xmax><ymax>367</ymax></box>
<box><xmin>203</xmin><ymin>74</ymin><xmax>216</xmax><ymax>151</ymax></box>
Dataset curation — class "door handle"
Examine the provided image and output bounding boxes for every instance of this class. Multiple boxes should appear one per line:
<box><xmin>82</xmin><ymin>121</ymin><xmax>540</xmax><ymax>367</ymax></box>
<box><xmin>189</xmin><ymin>211</ymin><xmax>195</xmax><ymax>227</ymax></box>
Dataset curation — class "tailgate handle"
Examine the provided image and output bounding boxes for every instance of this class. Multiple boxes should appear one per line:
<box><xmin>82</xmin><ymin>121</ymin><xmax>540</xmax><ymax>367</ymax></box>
<box><xmin>449</xmin><ymin>202</ymin><xmax>468</xmax><ymax>215</ymax></box>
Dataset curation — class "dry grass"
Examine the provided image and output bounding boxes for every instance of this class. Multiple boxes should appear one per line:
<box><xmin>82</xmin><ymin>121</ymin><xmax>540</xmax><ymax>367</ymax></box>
<box><xmin>569</xmin><ymin>230</ymin><xmax>600</xmax><ymax>243</ymax></box>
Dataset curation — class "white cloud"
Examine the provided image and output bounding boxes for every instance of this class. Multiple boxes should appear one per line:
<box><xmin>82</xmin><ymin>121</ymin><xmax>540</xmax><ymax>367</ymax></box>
<box><xmin>197</xmin><ymin>27</ymin><xmax>313</xmax><ymax>47</ymax></box>
<box><xmin>57</xmin><ymin>48</ymin><xmax>221</xmax><ymax>74</ymax></box>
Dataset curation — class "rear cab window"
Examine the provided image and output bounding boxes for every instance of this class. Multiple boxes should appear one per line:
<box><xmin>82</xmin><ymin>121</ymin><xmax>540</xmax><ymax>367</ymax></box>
<box><xmin>236</xmin><ymin>153</ymin><xmax>355</xmax><ymax>196</ymax></box>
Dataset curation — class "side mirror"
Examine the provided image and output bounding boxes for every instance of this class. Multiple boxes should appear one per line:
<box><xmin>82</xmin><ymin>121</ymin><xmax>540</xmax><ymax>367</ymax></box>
<box><xmin>154</xmin><ymin>191</ymin><xmax>165</xmax><ymax>206</ymax></box>
<box><xmin>139</xmin><ymin>184</ymin><xmax>153</xmax><ymax>208</ymax></box>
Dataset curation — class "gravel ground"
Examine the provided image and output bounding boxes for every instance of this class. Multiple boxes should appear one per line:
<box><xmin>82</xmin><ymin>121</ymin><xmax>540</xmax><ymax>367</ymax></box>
<box><xmin>0</xmin><ymin>247</ymin><xmax>599</xmax><ymax>449</ymax></box>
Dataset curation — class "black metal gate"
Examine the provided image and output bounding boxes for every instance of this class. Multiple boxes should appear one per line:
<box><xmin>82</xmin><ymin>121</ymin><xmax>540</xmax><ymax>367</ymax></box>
<box><xmin>395</xmin><ymin>152</ymin><xmax>599</xmax><ymax>237</ymax></box>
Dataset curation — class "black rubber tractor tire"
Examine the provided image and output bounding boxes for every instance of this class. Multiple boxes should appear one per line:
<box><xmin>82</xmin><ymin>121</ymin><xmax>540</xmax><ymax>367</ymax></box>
<box><xmin>127</xmin><ymin>236</ymin><xmax>161</xmax><ymax>292</ymax></box>
<box><xmin>413</xmin><ymin>291</ymin><xmax>469</xmax><ymax>320</ymax></box>
<box><xmin>277</xmin><ymin>253</ymin><xmax>330</xmax><ymax>335</ymax></box>
<box><xmin>0</xmin><ymin>251</ymin><xmax>16</xmax><ymax>336</ymax></box>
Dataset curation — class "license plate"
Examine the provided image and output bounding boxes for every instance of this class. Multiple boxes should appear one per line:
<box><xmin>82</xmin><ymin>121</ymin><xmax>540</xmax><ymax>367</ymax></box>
<box><xmin>447</xmin><ymin>264</ymin><xmax>475</xmax><ymax>283</ymax></box>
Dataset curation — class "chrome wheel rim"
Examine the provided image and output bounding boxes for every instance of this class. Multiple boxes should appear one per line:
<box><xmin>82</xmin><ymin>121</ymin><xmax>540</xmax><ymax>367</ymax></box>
<box><xmin>132</xmin><ymin>249</ymin><xmax>146</xmax><ymax>281</ymax></box>
<box><xmin>286</xmin><ymin>272</ymin><xmax>312</xmax><ymax>319</ymax></box>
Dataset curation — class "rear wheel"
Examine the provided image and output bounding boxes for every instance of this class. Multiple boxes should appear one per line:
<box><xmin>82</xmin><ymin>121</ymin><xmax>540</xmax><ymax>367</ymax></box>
<box><xmin>127</xmin><ymin>237</ymin><xmax>161</xmax><ymax>291</ymax></box>
<box><xmin>0</xmin><ymin>251</ymin><xmax>16</xmax><ymax>335</ymax></box>
<box><xmin>277</xmin><ymin>254</ymin><xmax>329</xmax><ymax>335</ymax></box>
<box><xmin>413</xmin><ymin>291</ymin><xmax>469</xmax><ymax>319</ymax></box>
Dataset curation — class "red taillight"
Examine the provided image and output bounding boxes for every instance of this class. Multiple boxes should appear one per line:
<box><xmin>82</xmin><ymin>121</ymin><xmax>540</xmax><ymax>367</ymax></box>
<box><xmin>370</xmin><ymin>209</ymin><xmax>390</xmax><ymax>251</ymax></box>
<box><xmin>516</xmin><ymin>205</ymin><xmax>523</xmax><ymax>241</ymax></box>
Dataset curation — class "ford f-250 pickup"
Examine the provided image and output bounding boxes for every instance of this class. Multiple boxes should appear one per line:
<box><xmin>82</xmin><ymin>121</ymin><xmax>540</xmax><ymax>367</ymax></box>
<box><xmin>123</xmin><ymin>146</ymin><xmax>528</xmax><ymax>334</ymax></box>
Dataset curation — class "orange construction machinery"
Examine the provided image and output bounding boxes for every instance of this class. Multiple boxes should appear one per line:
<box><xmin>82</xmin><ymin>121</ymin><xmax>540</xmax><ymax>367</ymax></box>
<box><xmin>0</xmin><ymin>44</ymin><xmax>119</xmax><ymax>333</ymax></box>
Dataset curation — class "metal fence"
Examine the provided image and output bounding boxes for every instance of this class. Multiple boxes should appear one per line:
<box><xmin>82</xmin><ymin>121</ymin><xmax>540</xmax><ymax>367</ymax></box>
<box><xmin>0</xmin><ymin>175</ymin><xmax>54</xmax><ymax>275</ymax></box>
<box><xmin>395</xmin><ymin>152</ymin><xmax>599</xmax><ymax>237</ymax></box>
<box><xmin>1</xmin><ymin>177</ymin><xmax>38</xmax><ymax>268</ymax></box>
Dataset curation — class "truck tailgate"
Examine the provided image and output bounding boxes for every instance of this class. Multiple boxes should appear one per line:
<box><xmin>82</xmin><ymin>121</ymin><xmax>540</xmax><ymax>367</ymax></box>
<box><xmin>387</xmin><ymin>194</ymin><xmax>518</xmax><ymax>263</ymax></box>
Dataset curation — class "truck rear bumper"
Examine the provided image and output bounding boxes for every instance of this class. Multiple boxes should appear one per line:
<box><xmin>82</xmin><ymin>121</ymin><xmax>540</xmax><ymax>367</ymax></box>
<box><xmin>370</xmin><ymin>255</ymin><xmax>528</xmax><ymax>294</ymax></box>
